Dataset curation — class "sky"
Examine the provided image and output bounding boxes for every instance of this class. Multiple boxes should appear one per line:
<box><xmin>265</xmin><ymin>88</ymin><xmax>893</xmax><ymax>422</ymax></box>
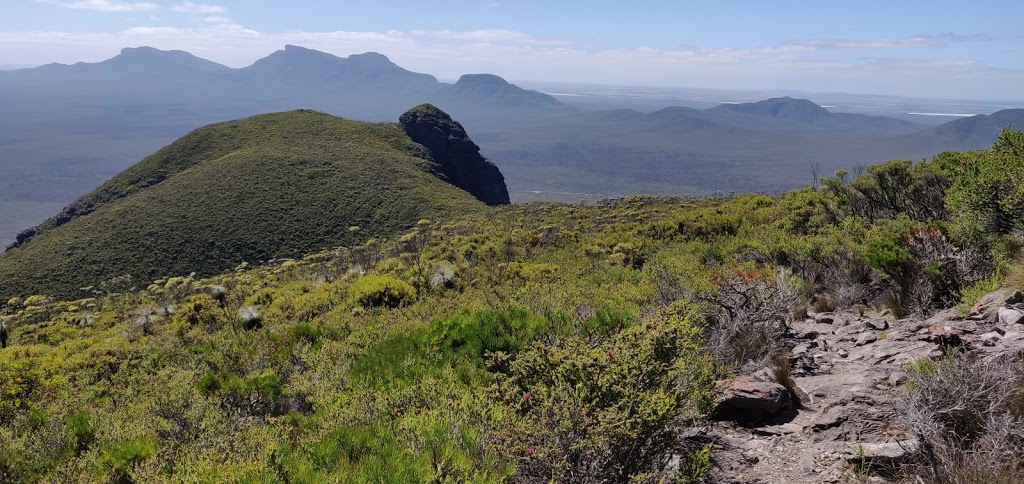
<box><xmin>2</xmin><ymin>0</ymin><xmax>1023</xmax><ymax>100</ymax></box>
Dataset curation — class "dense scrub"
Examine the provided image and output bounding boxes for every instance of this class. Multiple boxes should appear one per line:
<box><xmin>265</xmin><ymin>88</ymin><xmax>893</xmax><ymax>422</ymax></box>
<box><xmin>0</xmin><ymin>129</ymin><xmax>1022</xmax><ymax>481</ymax></box>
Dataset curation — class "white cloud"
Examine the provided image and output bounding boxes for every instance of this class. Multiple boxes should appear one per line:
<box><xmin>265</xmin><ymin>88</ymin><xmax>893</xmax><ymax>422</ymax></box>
<box><xmin>409</xmin><ymin>29</ymin><xmax>568</xmax><ymax>45</ymax></box>
<box><xmin>37</xmin><ymin>0</ymin><xmax>157</xmax><ymax>12</ymax></box>
<box><xmin>171</xmin><ymin>2</ymin><xmax>225</xmax><ymax>14</ymax></box>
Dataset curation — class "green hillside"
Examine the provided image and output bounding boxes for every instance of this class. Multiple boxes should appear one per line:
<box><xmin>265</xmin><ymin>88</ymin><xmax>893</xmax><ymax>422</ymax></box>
<box><xmin>0</xmin><ymin>109</ymin><xmax>487</xmax><ymax>300</ymax></box>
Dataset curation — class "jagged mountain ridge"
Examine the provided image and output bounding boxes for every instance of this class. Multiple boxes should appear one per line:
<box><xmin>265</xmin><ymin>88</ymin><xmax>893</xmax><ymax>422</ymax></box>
<box><xmin>0</xmin><ymin>45</ymin><xmax>561</xmax><ymax>112</ymax></box>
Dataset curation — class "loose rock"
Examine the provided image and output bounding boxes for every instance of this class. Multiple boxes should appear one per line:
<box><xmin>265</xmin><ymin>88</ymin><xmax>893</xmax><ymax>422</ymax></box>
<box><xmin>714</xmin><ymin>376</ymin><xmax>792</xmax><ymax>422</ymax></box>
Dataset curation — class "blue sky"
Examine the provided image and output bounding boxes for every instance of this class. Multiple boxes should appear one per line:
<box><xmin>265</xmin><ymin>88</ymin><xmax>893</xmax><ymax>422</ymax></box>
<box><xmin>2</xmin><ymin>0</ymin><xmax>1023</xmax><ymax>100</ymax></box>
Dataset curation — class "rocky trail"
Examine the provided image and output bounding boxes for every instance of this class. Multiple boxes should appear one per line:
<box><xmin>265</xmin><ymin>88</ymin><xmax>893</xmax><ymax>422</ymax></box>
<box><xmin>708</xmin><ymin>289</ymin><xmax>1024</xmax><ymax>483</ymax></box>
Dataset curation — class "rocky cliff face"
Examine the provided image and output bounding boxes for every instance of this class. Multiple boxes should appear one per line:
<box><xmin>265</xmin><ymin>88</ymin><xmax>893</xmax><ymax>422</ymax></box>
<box><xmin>399</xmin><ymin>104</ymin><xmax>511</xmax><ymax>206</ymax></box>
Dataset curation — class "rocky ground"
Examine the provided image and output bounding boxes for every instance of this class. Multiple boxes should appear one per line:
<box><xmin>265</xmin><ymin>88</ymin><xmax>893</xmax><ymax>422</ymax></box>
<box><xmin>707</xmin><ymin>289</ymin><xmax>1024</xmax><ymax>483</ymax></box>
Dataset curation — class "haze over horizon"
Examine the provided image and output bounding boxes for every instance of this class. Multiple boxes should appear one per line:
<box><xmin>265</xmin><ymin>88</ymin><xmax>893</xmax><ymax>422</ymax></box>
<box><xmin>3</xmin><ymin>0</ymin><xmax>1023</xmax><ymax>101</ymax></box>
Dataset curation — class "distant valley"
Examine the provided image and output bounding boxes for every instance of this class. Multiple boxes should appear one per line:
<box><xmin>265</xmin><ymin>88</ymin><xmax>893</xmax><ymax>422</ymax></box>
<box><xmin>1</xmin><ymin>45</ymin><xmax>1022</xmax><ymax>246</ymax></box>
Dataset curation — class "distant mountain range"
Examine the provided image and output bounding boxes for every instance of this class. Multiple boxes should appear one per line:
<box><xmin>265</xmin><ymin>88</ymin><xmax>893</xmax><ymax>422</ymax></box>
<box><xmin>0</xmin><ymin>45</ymin><xmax>1022</xmax><ymax>246</ymax></box>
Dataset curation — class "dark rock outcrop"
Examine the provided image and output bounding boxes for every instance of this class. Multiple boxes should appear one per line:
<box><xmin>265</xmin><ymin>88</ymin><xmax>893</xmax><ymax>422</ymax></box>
<box><xmin>400</xmin><ymin>104</ymin><xmax>510</xmax><ymax>205</ymax></box>
<box><xmin>713</xmin><ymin>375</ymin><xmax>792</xmax><ymax>422</ymax></box>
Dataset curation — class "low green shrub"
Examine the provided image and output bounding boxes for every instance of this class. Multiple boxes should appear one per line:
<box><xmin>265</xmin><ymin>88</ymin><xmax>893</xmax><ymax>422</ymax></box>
<box><xmin>350</xmin><ymin>275</ymin><xmax>415</xmax><ymax>308</ymax></box>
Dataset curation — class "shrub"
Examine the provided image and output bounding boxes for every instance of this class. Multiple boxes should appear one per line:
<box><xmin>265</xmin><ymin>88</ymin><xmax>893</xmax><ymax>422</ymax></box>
<box><xmin>899</xmin><ymin>354</ymin><xmax>1024</xmax><ymax>483</ymax></box>
<box><xmin>237</xmin><ymin>305</ymin><xmax>262</xmax><ymax>330</ymax></box>
<box><xmin>171</xmin><ymin>294</ymin><xmax>222</xmax><ymax>332</ymax></box>
<box><xmin>350</xmin><ymin>275</ymin><xmax>415</xmax><ymax>309</ymax></box>
<box><xmin>501</xmin><ymin>305</ymin><xmax>716</xmax><ymax>482</ymax></box>
<box><xmin>66</xmin><ymin>411</ymin><xmax>95</xmax><ymax>455</ymax></box>
<box><xmin>944</xmin><ymin>128</ymin><xmax>1024</xmax><ymax>244</ymax></box>
<box><xmin>101</xmin><ymin>438</ymin><xmax>158</xmax><ymax>482</ymax></box>
<box><xmin>198</xmin><ymin>369</ymin><xmax>283</xmax><ymax>419</ymax></box>
<box><xmin>699</xmin><ymin>267</ymin><xmax>798</xmax><ymax>374</ymax></box>
<box><xmin>428</xmin><ymin>306</ymin><xmax>549</xmax><ymax>365</ymax></box>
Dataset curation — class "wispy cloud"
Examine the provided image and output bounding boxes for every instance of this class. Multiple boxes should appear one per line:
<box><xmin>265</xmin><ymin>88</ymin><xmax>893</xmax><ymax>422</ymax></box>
<box><xmin>202</xmin><ymin>15</ymin><xmax>231</xmax><ymax>24</ymax></box>
<box><xmin>409</xmin><ymin>29</ymin><xmax>568</xmax><ymax>45</ymax></box>
<box><xmin>171</xmin><ymin>2</ymin><xmax>225</xmax><ymax>14</ymax></box>
<box><xmin>777</xmin><ymin>33</ymin><xmax>992</xmax><ymax>51</ymax></box>
<box><xmin>36</xmin><ymin>0</ymin><xmax>157</xmax><ymax>12</ymax></box>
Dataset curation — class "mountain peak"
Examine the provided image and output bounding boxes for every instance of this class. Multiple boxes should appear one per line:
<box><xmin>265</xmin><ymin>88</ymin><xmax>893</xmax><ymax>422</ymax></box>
<box><xmin>101</xmin><ymin>45</ymin><xmax>228</xmax><ymax>73</ymax></box>
<box><xmin>113</xmin><ymin>46</ymin><xmax>194</xmax><ymax>60</ymax></box>
<box><xmin>455</xmin><ymin>73</ymin><xmax>510</xmax><ymax>86</ymax></box>
<box><xmin>119</xmin><ymin>45</ymin><xmax>161</xmax><ymax>55</ymax></box>
<box><xmin>444</xmin><ymin>74</ymin><xmax>561</xmax><ymax>107</ymax></box>
<box><xmin>713</xmin><ymin>96</ymin><xmax>830</xmax><ymax>121</ymax></box>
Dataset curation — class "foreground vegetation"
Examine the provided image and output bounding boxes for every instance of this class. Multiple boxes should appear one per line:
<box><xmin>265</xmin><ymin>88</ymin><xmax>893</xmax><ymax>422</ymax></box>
<box><xmin>1</xmin><ymin>129</ymin><xmax>1022</xmax><ymax>482</ymax></box>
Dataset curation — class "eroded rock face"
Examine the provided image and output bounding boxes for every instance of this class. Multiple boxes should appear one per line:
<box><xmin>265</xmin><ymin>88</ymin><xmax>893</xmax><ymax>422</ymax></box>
<box><xmin>399</xmin><ymin>104</ymin><xmax>511</xmax><ymax>206</ymax></box>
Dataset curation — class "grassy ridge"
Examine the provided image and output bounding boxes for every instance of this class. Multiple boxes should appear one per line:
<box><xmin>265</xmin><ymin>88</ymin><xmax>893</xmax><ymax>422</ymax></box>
<box><xmin>0</xmin><ymin>110</ymin><xmax>484</xmax><ymax>300</ymax></box>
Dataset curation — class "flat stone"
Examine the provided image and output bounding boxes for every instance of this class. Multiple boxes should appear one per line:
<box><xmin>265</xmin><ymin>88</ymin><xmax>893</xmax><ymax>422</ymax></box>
<box><xmin>792</xmin><ymin>329</ymin><xmax>821</xmax><ymax>340</ymax></box>
<box><xmin>888</xmin><ymin>371</ymin><xmax>908</xmax><ymax>386</ymax></box>
<box><xmin>815</xmin><ymin>312</ymin><xmax>836</xmax><ymax>325</ymax></box>
<box><xmin>855</xmin><ymin>332</ymin><xmax>878</xmax><ymax>346</ymax></box>
<box><xmin>865</xmin><ymin>319</ymin><xmax>889</xmax><ymax>331</ymax></box>
<box><xmin>980</xmin><ymin>331</ymin><xmax>1002</xmax><ymax>347</ymax></box>
<box><xmin>998</xmin><ymin>307</ymin><xmax>1024</xmax><ymax>326</ymax></box>
<box><xmin>847</xmin><ymin>439</ymin><xmax>919</xmax><ymax>465</ymax></box>
<box><xmin>754</xmin><ymin>422</ymin><xmax>802</xmax><ymax>436</ymax></box>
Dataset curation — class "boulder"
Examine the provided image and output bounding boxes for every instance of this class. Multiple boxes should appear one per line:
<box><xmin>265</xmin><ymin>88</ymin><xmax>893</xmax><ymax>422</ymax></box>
<box><xmin>998</xmin><ymin>307</ymin><xmax>1024</xmax><ymax>326</ymax></box>
<box><xmin>855</xmin><ymin>332</ymin><xmax>878</xmax><ymax>346</ymax></box>
<box><xmin>713</xmin><ymin>376</ymin><xmax>792</xmax><ymax>422</ymax></box>
<box><xmin>921</xmin><ymin>324</ymin><xmax>964</xmax><ymax>347</ymax></box>
<box><xmin>968</xmin><ymin>289</ymin><xmax>1017</xmax><ymax>322</ymax></box>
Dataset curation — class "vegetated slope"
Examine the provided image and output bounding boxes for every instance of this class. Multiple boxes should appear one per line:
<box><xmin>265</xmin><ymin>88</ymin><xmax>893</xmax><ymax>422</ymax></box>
<box><xmin>1</xmin><ymin>130</ymin><xmax>1023</xmax><ymax>482</ymax></box>
<box><xmin>0</xmin><ymin>108</ymin><xmax>497</xmax><ymax>300</ymax></box>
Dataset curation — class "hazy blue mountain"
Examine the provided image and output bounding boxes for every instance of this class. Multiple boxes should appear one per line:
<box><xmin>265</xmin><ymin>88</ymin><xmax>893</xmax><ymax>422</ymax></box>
<box><xmin>240</xmin><ymin>46</ymin><xmax>440</xmax><ymax>94</ymax></box>
<box><xmin>439</xmin><ymin>74</ymin><xmax>561</xmax><ymax>108</ymax></box>
<box><xmin>0</xmin><ymin>46</ymin><xmax>1021</xmax><ymax>246</ymax></box>
<box><xmin>911</xmin><ymin>109</ymin><xmax>1024</xmax><ymax>148</ymax></box>
<box><xmin>644</xmin><ymin>97</ymin><xmax>928</xmax><ymax>136</ymax></box>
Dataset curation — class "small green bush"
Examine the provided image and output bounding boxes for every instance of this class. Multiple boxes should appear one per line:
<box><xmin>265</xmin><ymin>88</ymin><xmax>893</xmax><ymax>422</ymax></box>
<box><xmin>350</xmin><ymin>275</ymin><xmax>415</xmax><ymax>308</ymax></box>
<box><xmin>171</xmin><ymin>294</ymin><xmax>222</xmax><ymax>331</ymax></box>
<box><xmin>101</xmin><ymin>438</ymin><xmax>158</xmax><ymax>480</ymax></box>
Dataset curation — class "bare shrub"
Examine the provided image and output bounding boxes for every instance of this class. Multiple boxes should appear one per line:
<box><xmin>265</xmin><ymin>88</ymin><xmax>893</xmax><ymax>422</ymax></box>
<box><xmin>700</xmin><ymin>267</ymin><xmax>800</xmax><ymax>374</ymax></box>
<box><xmin>428</xmin><ymin>262</ymin><xmax>456</xmax><ymax>290</ymax></box>
<box><xmin>899</xmin><ymin>354</ymin><xmax>1024</xmax><ymax>483</ymax></box>
<box><xmin>900</xmin><ymin>227</ymin><xmax>990</xmax><ymax>315</ymax></box>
